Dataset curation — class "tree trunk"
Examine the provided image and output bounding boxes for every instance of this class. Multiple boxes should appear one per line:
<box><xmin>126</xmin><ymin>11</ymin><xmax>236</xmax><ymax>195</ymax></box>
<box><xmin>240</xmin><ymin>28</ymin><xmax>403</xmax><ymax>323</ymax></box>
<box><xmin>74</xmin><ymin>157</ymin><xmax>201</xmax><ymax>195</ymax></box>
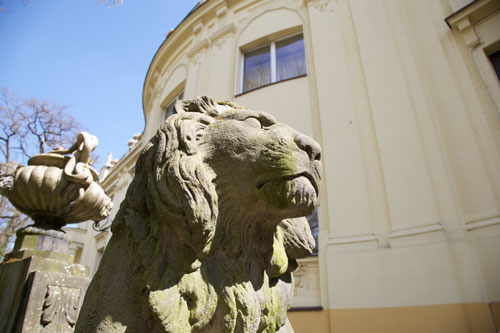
<box><xmin>0</xmin><ymin>210</ymin><xmax>28</xmax><ymax>260</ymax></box>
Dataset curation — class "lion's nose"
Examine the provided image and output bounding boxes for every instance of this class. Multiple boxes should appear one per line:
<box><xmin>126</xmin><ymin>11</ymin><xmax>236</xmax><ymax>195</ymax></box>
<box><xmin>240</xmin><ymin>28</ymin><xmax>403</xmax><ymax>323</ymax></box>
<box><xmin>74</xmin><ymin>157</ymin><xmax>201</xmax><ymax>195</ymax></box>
<box><xmin>294</xmin><ymin>133</ymin><xmax>321</xmax><ymax>161</ymax></box>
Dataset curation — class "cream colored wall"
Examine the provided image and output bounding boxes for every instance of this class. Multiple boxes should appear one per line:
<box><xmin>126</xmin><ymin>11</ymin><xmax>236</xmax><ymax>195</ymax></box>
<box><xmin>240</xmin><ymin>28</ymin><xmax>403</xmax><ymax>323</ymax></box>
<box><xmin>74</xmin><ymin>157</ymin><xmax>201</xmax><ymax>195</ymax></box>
<box><xmin>69</xmin><ymin>0</ymin><xmax>500</xmax><ymax>331</ymax></box>
<box><xmin>234</xmin><ymin>77</ymin><xmax>315</xmax><ymax>137</ymax></box>
<box><xmin>300</xmin><ymin>0</ymin><xmax>500</xmax><ymax>313</ymax></box>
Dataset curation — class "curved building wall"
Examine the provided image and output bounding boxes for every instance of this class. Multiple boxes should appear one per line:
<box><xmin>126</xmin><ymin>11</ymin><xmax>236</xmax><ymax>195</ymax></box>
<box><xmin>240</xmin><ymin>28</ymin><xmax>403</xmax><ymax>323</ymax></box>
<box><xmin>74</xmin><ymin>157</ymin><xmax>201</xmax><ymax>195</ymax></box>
<box><xmin>69</xmin><ymin>0</ymin><xmax>500</xmax><ymax>332</ymax></box>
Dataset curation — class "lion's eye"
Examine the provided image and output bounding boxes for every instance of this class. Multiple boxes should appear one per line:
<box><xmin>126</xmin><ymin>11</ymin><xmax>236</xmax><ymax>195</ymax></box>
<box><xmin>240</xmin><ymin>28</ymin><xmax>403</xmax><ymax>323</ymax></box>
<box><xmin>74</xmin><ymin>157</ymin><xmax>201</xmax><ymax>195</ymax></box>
<box><xmin>244</xmin><ymin>117</ymin><xmax>262</xmax><ymax>128</ymax></box>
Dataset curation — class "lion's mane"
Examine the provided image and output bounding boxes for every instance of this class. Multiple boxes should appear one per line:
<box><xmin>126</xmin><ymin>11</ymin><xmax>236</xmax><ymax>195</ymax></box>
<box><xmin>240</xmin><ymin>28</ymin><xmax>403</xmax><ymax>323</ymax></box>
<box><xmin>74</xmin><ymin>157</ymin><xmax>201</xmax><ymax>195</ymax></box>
<box><xmin>76</xmin><ymin>97</ymin><xmax>316</xmax><ymax>333</ymax></box>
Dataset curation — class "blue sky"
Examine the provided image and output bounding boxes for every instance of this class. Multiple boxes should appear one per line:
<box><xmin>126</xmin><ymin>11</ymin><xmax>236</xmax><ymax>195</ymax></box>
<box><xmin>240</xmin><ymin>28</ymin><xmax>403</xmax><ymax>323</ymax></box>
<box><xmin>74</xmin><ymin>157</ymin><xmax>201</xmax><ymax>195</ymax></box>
<box><xmin>0</xmin><ymin>0</ymin><xmax>199</xmax><ymax>169</ymax></box>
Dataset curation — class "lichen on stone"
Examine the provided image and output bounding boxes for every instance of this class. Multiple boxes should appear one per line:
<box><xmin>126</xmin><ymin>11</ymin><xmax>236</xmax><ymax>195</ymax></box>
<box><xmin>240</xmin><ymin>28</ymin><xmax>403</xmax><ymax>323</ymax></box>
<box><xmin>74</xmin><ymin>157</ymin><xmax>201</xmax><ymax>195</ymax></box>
<box><xmin>75</xmin><ymin>97</ymin><xmax>321</xmax><ymax>333</ymax></box>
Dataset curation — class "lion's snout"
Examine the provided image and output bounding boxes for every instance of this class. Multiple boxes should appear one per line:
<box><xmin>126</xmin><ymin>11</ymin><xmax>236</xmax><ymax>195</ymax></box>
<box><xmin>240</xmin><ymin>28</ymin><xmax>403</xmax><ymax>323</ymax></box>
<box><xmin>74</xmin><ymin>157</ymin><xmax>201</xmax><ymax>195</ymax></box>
<box><xmin>293</xmin><ymin>131</ymin><xmax>321</xmax><ymax>162</ymax></box>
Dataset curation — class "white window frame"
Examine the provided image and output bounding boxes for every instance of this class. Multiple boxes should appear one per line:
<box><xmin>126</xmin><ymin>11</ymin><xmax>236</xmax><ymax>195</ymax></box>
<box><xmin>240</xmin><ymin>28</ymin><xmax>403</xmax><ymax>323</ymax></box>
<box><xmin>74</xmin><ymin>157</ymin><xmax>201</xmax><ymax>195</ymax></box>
<box><xmin>240</xmin><ymin>32</ymin><xmax>305</xmax><ymax>94</ymax></box>
<box><xmin>162</xmin><ymin>90</ymin><xmax>184</xmax><ymax>122</ymax></box>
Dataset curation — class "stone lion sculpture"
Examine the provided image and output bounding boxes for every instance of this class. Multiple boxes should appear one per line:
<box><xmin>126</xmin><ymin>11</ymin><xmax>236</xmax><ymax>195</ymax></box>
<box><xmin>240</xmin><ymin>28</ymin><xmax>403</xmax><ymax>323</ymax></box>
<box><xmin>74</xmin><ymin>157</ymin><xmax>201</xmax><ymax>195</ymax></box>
<box><xmin>75</xmin><ymin>97</ymin><xmax>322</xmax><ymax>333</ymax></box>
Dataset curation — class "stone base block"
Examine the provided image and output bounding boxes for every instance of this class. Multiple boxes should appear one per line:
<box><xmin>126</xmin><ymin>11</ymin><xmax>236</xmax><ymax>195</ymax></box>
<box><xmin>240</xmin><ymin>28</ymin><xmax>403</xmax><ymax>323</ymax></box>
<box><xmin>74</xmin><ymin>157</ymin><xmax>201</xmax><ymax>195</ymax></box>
<box><xmin>0</xmin><ymin>255</ymin><xmax>89</xmax><ymax>332</ymax></box>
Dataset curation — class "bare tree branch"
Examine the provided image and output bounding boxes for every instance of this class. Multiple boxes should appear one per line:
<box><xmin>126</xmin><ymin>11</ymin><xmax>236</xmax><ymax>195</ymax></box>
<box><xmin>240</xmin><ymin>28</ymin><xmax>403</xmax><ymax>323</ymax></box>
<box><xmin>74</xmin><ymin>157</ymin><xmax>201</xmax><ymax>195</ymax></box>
<box><xmin>0</xmin><ymin>88</ymin><xmax>85</xmax><ymax>259</ymax></box>
<box><xmin>98</xmin><ymin>0</ymin><xmax>123</xmax><ymax>9</ymax></box>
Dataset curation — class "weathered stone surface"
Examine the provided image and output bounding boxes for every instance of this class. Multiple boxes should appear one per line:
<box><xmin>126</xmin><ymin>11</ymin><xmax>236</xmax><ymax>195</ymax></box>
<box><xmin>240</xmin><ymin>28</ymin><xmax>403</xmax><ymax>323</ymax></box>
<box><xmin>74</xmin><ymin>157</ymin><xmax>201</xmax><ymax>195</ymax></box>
<box><xmin>23</xmin><ymin>271</ymin><xmax>89</xmax><ymax>332</ymax></box>
<box><xmin>6</xmin><ymin>226</ymin><xmax>72</xmax><ymax>262</ymax></box>
<box><xmin>0</xmin><ymin>132</ymin><xmax>108</xmax><ymax>332</ymax></box>
<box><xmin>0</xmin><ymin>255</ymin><xmax>89</xmax><ymax>332</ymax></box>
<box><xmin>0</xmin><ymin>132</ymin><xmax>113</xmax><ymax>229</ymax></box>
<box><xmin>76</xmin><ymin>97</ymin><xmax>322</xmax><ymax>333</ymax></box>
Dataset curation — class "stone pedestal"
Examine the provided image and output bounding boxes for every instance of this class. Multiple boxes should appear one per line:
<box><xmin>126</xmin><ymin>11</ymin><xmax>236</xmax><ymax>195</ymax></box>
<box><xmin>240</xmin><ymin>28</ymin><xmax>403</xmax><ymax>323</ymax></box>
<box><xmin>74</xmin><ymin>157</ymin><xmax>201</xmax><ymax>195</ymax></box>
<box><xmin>0</xmin><ymin>227</ymin><xmax>90</xmax><ymax>332</ymax></box>
<box><xmin>0</xmin><ymin>132</ymin><xmax>110</xmax><ymax>332</ymax></box>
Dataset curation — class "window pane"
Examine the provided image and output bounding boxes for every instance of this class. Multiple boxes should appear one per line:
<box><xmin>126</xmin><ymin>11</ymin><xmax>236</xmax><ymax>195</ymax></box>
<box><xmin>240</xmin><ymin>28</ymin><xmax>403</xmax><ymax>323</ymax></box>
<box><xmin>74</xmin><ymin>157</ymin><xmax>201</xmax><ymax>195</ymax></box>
<box><xmin>163</xmin><ymin>91</ymin><xmax>183</xmax><ymax>122</ymax></box>
<box><xmin>306</xmin><ymin>207</ymin><xmax>319</xmax><ymax>253</ymax></box>
<box><xmin>276</xmin><ymin>34</ymin><xmax>306</xmax><ymax>82</ymax></box>
<box><xmin>163</xmin><ymin>101</ymin><xmax>175</xmax><ymax>122</ymax></box>
<box><xmin>490</xmin><ymin>50</ymin><xmax>500</xmax><ymax>81</ymax></box>
<box><xmin>243</xmin><ymin>46</ymin><xmax>271</xmax><ymax>92</ymax></box>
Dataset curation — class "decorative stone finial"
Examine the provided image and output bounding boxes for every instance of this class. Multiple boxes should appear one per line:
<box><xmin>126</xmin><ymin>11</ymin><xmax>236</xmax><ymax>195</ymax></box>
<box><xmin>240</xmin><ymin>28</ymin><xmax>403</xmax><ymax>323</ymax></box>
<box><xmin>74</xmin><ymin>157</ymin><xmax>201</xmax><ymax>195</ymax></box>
<box><xmin>0</xmin><ymin>132</ymin><xmax>112</xmax><ymax>238</ymax></box>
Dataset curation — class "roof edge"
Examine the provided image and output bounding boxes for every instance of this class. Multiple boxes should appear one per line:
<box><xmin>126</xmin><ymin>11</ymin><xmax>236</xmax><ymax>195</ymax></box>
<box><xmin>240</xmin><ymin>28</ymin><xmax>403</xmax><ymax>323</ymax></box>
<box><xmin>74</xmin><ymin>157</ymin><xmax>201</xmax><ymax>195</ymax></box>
<box><xmin>141</xmin><ymin>1</ymin><xmax>210</xmax><ymax>126</ymax></box>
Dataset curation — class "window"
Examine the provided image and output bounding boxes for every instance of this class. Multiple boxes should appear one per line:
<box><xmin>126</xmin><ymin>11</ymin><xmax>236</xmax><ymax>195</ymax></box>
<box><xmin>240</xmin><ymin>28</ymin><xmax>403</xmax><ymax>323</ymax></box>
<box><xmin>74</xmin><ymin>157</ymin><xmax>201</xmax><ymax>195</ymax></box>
<box><xmin>74</xmin><ymin>247</ymin><xmax>83</xmax><ymax>264</ymax></box>
<box><xmin>162</xmin><ymin>90</ymin><xmax>184</xmax><ymax>122</ymax></box>
<box><xmin>306</xmin><ymin>207</ymin><xmax>319</xmax><ymax>254</ymax></box>
<box><xmin>490</xmin><ymin>50</ymin><xmax>500</xmax><ymax>82</ymax></box>
<box><xmin>93</xmin><ymin>247</ymin><xmax>105</xmax><ymax>275</ymax></box>
<box><xmin>242</xmin><ymin>33</ymin><xmax>306</xmax><ymax>93</ymax></box>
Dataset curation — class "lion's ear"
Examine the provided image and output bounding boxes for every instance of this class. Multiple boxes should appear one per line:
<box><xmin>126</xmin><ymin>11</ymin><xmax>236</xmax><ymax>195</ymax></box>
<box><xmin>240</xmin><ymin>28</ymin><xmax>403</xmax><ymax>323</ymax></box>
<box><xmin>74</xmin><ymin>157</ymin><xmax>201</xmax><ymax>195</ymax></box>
<box><xmin>177</xmin><ymin>118</ymin><xmax>207</xmax><ymax>155</ymax></box>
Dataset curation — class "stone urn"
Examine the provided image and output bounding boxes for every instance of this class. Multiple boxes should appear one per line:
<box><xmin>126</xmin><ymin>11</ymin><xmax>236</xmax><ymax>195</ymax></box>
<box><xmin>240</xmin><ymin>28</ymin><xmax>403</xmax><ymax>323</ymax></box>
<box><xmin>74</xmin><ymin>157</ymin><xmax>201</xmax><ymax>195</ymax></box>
<box><xmin>6</xmin><ymin>152</ymin><xmax>110</xmax><ymax>227</ymax></box>
<box><xmin>0</xmin><ymin>132</ymin><xmax>113</xmax><ymax>255</ymax></box>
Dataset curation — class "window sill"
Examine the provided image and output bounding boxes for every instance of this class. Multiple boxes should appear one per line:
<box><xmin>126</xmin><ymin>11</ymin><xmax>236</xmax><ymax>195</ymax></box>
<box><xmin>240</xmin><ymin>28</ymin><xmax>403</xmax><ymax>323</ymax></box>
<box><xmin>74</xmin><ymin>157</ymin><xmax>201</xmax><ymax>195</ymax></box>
<box><xmin>235</xmin><ymin>74</ymin><xmax>307</xmax><ymax>97</ymax></box>
<box><xmin>288</xmin><ymin>306</ymin><xmax>323</xmax><ymax>312</ymax></box>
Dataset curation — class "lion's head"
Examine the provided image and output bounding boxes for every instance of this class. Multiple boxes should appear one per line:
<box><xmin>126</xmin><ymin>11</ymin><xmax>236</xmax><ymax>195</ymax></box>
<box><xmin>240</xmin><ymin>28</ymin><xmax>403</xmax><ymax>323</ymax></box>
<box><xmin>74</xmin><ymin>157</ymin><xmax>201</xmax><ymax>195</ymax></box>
<box><xmin>76</xmin><ymin>97</ymin><xmax>321</xmax><ymax>333</ymax></box>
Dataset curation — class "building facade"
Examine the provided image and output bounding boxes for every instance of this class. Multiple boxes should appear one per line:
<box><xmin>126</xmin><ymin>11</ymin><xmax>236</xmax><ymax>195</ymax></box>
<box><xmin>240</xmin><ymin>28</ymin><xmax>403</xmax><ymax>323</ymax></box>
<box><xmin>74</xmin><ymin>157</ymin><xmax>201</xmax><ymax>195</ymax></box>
<box><xmin>66</xmin><ymin>0</ymin><xmax>500</xmax><ymax>331</ymax></box>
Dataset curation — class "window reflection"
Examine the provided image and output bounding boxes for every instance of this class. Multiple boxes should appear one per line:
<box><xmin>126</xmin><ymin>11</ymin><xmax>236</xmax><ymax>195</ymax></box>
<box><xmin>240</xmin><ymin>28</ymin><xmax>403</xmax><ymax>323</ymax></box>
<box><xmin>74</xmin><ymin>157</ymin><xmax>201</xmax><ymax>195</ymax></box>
<box><xmin>243</xmin><ymin>46</ymin><xmax>271</xmax><ymax>92</ymax></box>
<box><xmin>306</xmin><ymin>207</ymin><xmax>319</xmax><ymax>253</ymax></box>
<box><xmin>242</xmin><ymin>33</ymin><xmax>306</xmax><ymax>93</ymax></box>
<box><xmin>163</xmin><ymin>91</ymin><xmax>184</xmax><ymax>122</ymax></box>
<box><xmin>276</xmin><ymin>34</ymin><xmax>306</xmax><ymax>81</ymax></box>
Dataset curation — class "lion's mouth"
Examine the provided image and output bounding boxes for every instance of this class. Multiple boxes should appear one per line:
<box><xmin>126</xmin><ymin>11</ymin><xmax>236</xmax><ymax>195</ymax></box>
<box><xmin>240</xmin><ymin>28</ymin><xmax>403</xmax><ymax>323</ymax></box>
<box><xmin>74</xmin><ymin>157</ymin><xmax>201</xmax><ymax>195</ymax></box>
<box><xmin>257</xmin><ymin>171</ymin><xmax>319</xmax><ymax>196</ymax></box>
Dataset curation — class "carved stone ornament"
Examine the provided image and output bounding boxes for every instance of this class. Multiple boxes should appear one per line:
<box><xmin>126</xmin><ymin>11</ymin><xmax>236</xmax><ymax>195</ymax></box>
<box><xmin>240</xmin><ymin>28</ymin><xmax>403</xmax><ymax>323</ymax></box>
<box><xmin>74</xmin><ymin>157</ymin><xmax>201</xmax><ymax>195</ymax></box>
<box><xmin>306</xmin><ymin>0</ymin><xmax>332</xmax><ymax>12</ymax></box>
<box><xmin>0</xmin><ymin>132</ymin><xmax>113</xmax><ymax>230</ymax></box>
<box><xmin>75</xmin><ymin>97</ymin><xmax>322</xmax><ymax>333</ymax></box>
<box><xmin>41</xmin><ymin>285</ymin><xmax>81</xmax><ymax>333</ymax></box>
